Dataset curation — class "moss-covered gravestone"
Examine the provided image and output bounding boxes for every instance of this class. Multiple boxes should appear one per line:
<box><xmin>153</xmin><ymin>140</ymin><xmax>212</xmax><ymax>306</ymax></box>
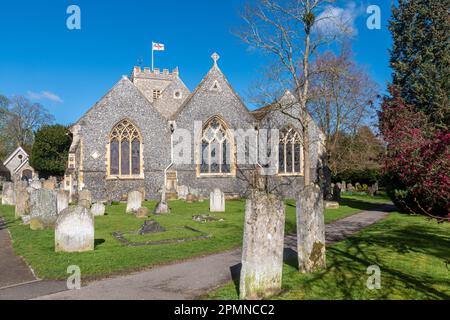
<box><xmin>30</xmin><ymin>189</ymin><xmax>58</xmax><ymax>230</ymax></box>
<box><xmin>297</xmin><ymin>184</ymin><xmax>326</xmax><ymax>273</ymax></box>
<box><xmin>55</xmin><ymin>206</ymin><xmax>94</xmax><ymax>252</ymax></box>
<box><xmin>239</xmin><ymin>190</ymin><xmax>285</xmax><ymax>300</ymax></box>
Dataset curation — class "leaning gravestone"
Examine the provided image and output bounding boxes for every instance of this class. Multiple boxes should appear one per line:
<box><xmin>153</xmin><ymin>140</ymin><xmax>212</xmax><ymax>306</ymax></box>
<box><xmin>126</xmin><ymin>190</ymin><xmax>142</xmax><ymax>213</ymax></box>
<box><xmin>297</xmin><ymin>185</ymin><xmax>326</xmax><ymax>273</ymax></box>
<box><xmin>210</xmin><ymin>188</ymin><xmax>225</xmax><ymax>212</ymax></box>
<box><xmin>55</xmin><ymin>206</ymin><xmax>94</xmax><ymax>252</ymax></box>
<box><xmin>91</xmin><ymin>202</ymin><xmax>105</xmax><ymax>217</ymax></box>
<box><xmin>29</xmin><ymin>189</ymin><xmax>58</xmax><ymax>230</ymax></box>
<box><xmin>2</xmin><ymin>182</ymin><xmax>15</xmax><ymax>205</ymax></box>
<box><xmin>15</xmin><ymin>189</ymin><xmax>30</xmax><ymax>218</ymax></box>
<box><xmin>78</xmin><ymin>189</ymin><xmax>92</xmax><ymax>209</ymax></box>
<box><xmin>239</xmin><ymin>190</ymin><xmax>285</xmax><ymax>300</ymax></box>
<box><xmin>56</xmin><ymin>190</ymin><xmax>69</xmax><ymax>214</ymax></box>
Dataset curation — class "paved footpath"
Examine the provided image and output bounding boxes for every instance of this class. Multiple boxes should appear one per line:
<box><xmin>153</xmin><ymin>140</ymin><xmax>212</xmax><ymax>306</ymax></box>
<box><xmin>0</xmin><ymin>205</ymin><xmax>394</xmax><ymax>300</ymax></box>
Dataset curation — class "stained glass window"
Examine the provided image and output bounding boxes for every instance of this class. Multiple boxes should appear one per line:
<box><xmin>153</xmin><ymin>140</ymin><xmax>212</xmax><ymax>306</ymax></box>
<box><xmin>109</xmin><ymin>119</ymin><xmax>142</xmax><ymax>177</ymax></box>
<box><xmin>279</xmin><ymin>127</ymin><xmax>303</xmax><ymax>175</ymax></box>
<box><xmin>199</xmin><ymin>116</ymin><xmax>234</xmax><ymax>175</ymax></box>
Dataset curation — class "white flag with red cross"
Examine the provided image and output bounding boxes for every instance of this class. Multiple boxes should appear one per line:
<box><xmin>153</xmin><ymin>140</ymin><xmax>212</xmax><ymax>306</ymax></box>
<box><xmin>152</xmin><ymin>42</ymin><xmax>165</xmax><ymax>51</ymax></box>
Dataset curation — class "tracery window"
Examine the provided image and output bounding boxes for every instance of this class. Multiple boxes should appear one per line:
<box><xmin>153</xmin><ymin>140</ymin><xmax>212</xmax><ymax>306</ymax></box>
<box><xmin>278</xmin><ymin>126</ymin><xmax>303</xmax><ymax>175</ymax></box>
<box><xmin>109</xmin><ymin>119</ymin><xmax>142</xmax><ymax>177</ymax></box>
<box><xmin>199</xmin><ymin>116</ymin><xmax>234</xmax><ymax>176</ymax></box>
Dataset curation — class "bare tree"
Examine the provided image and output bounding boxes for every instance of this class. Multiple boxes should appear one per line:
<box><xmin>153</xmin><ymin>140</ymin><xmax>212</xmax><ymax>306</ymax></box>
<box><xmin>236</xmin><ymin>0</ymin><xmax>353</xmax><ymax>186</ymax></box>
<box><xmin>308</xmin><ymin>48</ymin><xmax>379</xmax><ymax>175</ymax></box>
<box><xmin>0</xmin><ymin>95</ymin><xmax>54</xmax><ymax>153</ymax></box>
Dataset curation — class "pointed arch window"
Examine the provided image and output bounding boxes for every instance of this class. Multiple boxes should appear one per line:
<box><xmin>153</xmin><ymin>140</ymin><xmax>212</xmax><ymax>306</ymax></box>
<box><xmin>278</xmin><ymin>126</ymin><xmax>303</xmax><ymax>176</ymax></box>
<box><xmin>198</xmin><ymin>116</ymin><xmax>235</xmax><ymax>176</ymax></box>
<box><xmin>108</xmin><ymin>119</ymin><xmax>143</xmax><ymax>178</ymax></box>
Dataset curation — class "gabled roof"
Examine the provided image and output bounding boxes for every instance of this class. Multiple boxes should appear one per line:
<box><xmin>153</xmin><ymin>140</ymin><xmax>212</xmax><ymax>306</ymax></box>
<box><xmin>251</xmin><ymin>90</ymin><xmax>298</xmax><ymax>121</ymax></box>
<box><xmin>170</xmin><ymin>62</ymin><xmax>255</xmax><ymax>121</ymax></box>
<box><xmin>73</xmin><ymin>75</ymin><xmax>159</xmax><ymax>128</ymax></box>
<box><xmin>3</xmin><ymin>146</ymin><xmax>29</xmax><ymax>167</ymax></box>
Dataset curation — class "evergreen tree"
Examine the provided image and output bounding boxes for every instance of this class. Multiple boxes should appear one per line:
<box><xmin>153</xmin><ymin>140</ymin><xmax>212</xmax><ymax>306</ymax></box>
<box><xmin>29</xmin><ymin>125</ymin><xmax>71</xmax><ymax>177</ymax></box>
<box><xmin>389</xmin><ymin>0</ymin><xmax>450</xmax><ymax>127</ymax></box>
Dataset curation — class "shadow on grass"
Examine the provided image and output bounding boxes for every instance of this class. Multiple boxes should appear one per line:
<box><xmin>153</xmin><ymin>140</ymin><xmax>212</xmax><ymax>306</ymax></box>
<box><xmin>292</xmin><ymin>221</ymin><xmax>450</xmax><ymax>300</ymax></box>
<box><xmin>94</xmin><ymin>239</ymin><xmax>106</xmax><ymax>248</ymax></box>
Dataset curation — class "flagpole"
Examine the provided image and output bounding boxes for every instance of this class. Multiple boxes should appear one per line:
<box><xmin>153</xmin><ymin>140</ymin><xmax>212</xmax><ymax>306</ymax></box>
<box><xmin>151</xmin><ymin>42</ymin><xmax>154</xmax><ymax>71</ymax></box>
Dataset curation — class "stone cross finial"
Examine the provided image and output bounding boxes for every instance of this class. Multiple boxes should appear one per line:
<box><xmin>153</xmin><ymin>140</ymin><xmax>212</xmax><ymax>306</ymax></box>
<box><xmin>211</xmin><ymin>52</ymin><xmax>220</xmax><ymax>66</ymax></box>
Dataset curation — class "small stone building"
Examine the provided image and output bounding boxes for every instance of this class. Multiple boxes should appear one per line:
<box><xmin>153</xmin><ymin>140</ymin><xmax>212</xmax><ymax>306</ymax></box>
<box><xmin>3</xmin><ymin>146</ymin><xmax>35</xmax><ymax>182</ymax></box>
<box><xmin>64</xmin><ymin>53</ymin><xmax>326</xmax><ymax>202</ymax></box>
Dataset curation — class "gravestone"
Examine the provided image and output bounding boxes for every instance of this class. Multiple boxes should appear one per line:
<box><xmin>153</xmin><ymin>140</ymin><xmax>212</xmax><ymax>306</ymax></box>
<box><xmin>347</xmin><ymin>183</ymin><xmax>355</xmax><ymax>192</ymax></box>
<box><xmin>332</xmin><ymin>184</ymin><xmax>341</xmax><ymax>201</ymax></box>
<box><xmin>15</xmin><ymin>189</ymin><xmax>30</xmax><ymax>218</ymax></box>
<box><xmin>30</xmin><ymin>179</ymin><xmax>42</xmax><ymax>190</ymax></box>
<box><xmin>367</xmin><ymin>185</ymin><xmax>376</xmax><ymax>197</ymax></box>
<box><xmin>355</xmin><ymin>182</ymin><xmax>362</xmax><ymax>191</ymax></box>
<box><xmin>135</xmin><ymin>207</ymin><xmax>150</xmax><ymax>218</ymax></box>
<box><xmin>325</xmin><ymin>201</ymin><xmax>340</xmax><ymax>209</ymax></box>
<box><xmin>239</xmin><ymin>190</ymin><xmax>285</xmax><ymax>300</ymax></box>
<box><xmin>153</xmin><ymin>201</ymin><xmax>170</xmax><ymax>215</ymax></box>
<box><xmin>210</xmin><ymin>188</ymin><xmax>225</xmax><ymax>212</ymax></box>
<box><xmin>91</xmin><ymin>202</ymin><xmax>106</xmax><ymax>217</ymax></box>
<box><xmin>78</xmin><ymin>189</ymin><xmax>92</xmax><ymax>209</ymax></box>
<box><xmin>341</xmin><ymin>181</ymin><xmax>346</xmax><ymax>192</ymax></box>
<box><xmin>29</xmin><ymin>189</ymin><xmax>58</xmax><ymax>230</ymax></box>
<box><xmin>297</xmin><ymin>185</ymin><xmax>326</xmax><ymax>273</ymax></box>
<box><xmin>186</xmin><ymin>194</ymin><xmax>198</xmax><ymax>203</ymax></box>
<box><xmin>43</xmin><ymin>178</ymin><xmax>56</xmax><ymax>190</ymax></box>
<box><xmin>126</xmin><ymin>190</ymin><xmax>142</xmax><ymax>213</ymax></box>
<box><xmin>2</xmin><ymin>182</ymin><xmax>15</xmax><ymax>205</ymax></box>
<box><xmin>55</xmin><ymin>206</ymin><xmax>94</xmax><ymax>252</ymax></box>
<box><xmin>177</xmin><ymin>185</ymin><xmax>189</xmax><ymax>200</ymax></box>
<box><xmin>139</xmin><ymin>220</ymin><xmax>165</xmax><ymax>235</ymax></box>
<box><xmin>56</xmin><ymin>190</ymin><xmax>69</xmax><ymax>214</ymax></box>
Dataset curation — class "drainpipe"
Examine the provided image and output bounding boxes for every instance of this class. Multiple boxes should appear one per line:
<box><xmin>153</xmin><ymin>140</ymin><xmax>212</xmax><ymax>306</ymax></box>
<box><xmin>163</xmin><ymin>121</ymin><xmax>176</xmax><ymax>197</ymax></box>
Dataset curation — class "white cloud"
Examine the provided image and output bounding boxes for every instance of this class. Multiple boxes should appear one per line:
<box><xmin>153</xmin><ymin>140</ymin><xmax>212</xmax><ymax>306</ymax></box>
<box><xmin>315</xmin><ymin>2</ymin><xmax>359</xmax><ymax>36</ymax></box>
<box><xmin>27</xmin><ymin>90</ymin><xmax>63</xmax><ymax>103</ymax></box>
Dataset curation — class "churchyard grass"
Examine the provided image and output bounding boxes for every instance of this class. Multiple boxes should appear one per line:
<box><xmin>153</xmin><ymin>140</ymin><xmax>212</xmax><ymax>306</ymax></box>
<box><xmin>207</xmin><ymin>212</ymin><xmax>450</xmax><ymax>300</ymax></box>
<box><xmin>0</xmin><ymin>194</ymin><xmax>390</xmax><ymax>280</ymax></box>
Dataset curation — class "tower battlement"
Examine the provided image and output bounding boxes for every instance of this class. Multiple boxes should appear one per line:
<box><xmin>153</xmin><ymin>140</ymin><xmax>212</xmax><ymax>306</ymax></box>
<box><xmin>132</xmin><ymin>66</ymin><xmax>179</xmax><ymax>81</ymax></box>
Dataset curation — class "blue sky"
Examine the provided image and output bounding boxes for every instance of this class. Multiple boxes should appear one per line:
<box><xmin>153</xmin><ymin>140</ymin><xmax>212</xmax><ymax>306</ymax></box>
<box><xmin>0</xmin><ymin>0</ymin><xmax>392</xmax><ymax>125</ymax></box>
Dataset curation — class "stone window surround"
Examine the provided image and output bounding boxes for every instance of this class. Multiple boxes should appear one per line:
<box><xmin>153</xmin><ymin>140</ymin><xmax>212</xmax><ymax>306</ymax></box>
<box><xmin>277</xmin><ymin>126</ymin><xmax>304</xmax><ymax>177</ymax></box>
<box><xmin>106</xmin><ymin>119</ymin><xmax>145</xmax><ymax>180</ymax></box>
<box><xmin>196</xmin><ymin>115</ymin><xmax>236</xmax><ymax>178</ymax></box>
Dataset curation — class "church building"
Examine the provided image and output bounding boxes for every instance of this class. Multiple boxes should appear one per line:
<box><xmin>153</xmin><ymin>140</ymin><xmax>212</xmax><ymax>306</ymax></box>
<box><xmin>64</xmin><ymin>53</ymin><xmax>326</xmax><ymax>202</ymax></box>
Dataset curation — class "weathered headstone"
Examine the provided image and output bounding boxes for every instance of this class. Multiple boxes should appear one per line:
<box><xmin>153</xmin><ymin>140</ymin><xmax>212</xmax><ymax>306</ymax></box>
<box><xmin>55</xmin><ymin>206</ymin><xmax>94</xmax><ymax>252</ymax></box>
<box><xmin>56</xmin><ymin>190</ymin><xmax>69</xmax><ymax>214</ymax></box>
<box><xmin>135</xmin><ymin>207</ymin><xmax>150</xmax><ymax>218</ymax></box>
<box><xmin>29</xmin><ymin>189</ymin><xmax>58</xmax><ymax>230</ymax></box>
<box><xmin>30</xmin><ymin>178</ymin><xmax>42</xmax><ymax>190</ymax></box>
<box><xmin>126</xmin><ymin>190</ymin><xmax>142</xmax><ymax>213</ymax></box>
<box><xmin>341</xmin><ymin>181</ymin><xmax>346</xmax><ymax>192</ymax></box>
<box><xmin>176</xmin><ymin>185</ymin><xmax>189</xmax><ymax>200</ymax></box>
<box><xmin>367</xmin><ymin>185</ymin><xmax>376</xmax><ymax>197</ymax></box>
<box><xmin>139</xmin><ymin>220</ymin><xmax>165</xmax><ymax>235</ymax></box>
<box><xmin>239</xmin><ymin>190</ymin><xmax>285</xmax><ymax>300</ymax></box>
<box><xmin>78</xmin><ymin>189</ymin><xmax>92</xmax><ymax>209</ymax></box>
<box><xmin>355</xmin><ymin>182</ymin><xmax>362</xmax><ymax>191</ymax></box>
<box><xmin>153</xmin><ymin>201</ymin><xmax>170</xmax><ymax>215</ymax></box>
<box><xmin>15</xmin><ymin>189</ymin><xmax>30</xmax><ymax>218</ymax></box>
<box><xmin>43</xmin><ymin>178</ymin><xmax>56</xmax><ymax>190</ymax></box>
<box><xmin>186</xmin><ymin>194</ymin><xmax>198</xmax><ymax>203</ymax></box>
<box><xmin>347</xmin><ymin>183</ymin><xmax>355</xmax><ymax>192</ymax></box>
<box><xmin>210</xmin><ymin>188</ymin><xmax>225</xmax><ymax>212</ymax></box>
<box><xmin>332</xmin><ymin>184</ymin><xmax>341</xmax><ymax>201</ymax></box>
<box><xmin>297</xmin><ymin>185</ymin><xmax>326</xmax><ymax>273</ymax></box>
<box><xmin>91</xmin><ymin>202</ymin><xmax>106</xmax><ymax>217</ymax></box>
<box><xmin>1</xmin><ymin>182</ymin><xmax>15</xmax><ymax>205</ymax></box>
<box><xmin>325</xmin><ymin>201</ymin><xmax>340</xmax><ymax>209</ymax></box>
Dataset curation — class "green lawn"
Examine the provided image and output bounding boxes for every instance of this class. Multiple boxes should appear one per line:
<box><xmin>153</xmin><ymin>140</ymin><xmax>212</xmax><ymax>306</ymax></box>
<box><xmin>207</xmin><ymin>212</ymin><xmax>450</xmax><ymax>300</ymax></box>
<box><xmin>0</xmin><ymin>194</ymin><xmax>389</xmax><ymax>280</ymax></box>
